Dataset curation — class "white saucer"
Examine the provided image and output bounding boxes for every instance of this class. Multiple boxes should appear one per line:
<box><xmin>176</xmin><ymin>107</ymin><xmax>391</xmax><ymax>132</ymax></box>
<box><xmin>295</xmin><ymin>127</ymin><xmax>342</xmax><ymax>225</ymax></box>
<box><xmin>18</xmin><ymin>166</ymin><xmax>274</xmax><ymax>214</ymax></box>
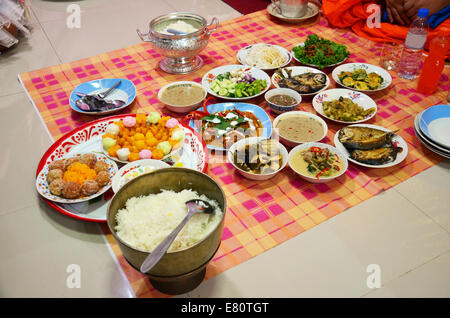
<box><xmin>267</xmin><ymin>2</ymin><xmax>320</xmax><ymax>24</ymax></box>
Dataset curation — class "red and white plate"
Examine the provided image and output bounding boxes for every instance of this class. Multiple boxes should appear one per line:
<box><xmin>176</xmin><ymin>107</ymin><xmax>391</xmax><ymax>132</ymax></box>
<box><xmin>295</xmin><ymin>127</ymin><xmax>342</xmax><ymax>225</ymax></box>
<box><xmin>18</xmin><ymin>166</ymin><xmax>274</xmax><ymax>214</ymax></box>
<box><xmin>36</xmin><ymin>114</ymin><xmax>208</xmax><ymax>222</ymax></box>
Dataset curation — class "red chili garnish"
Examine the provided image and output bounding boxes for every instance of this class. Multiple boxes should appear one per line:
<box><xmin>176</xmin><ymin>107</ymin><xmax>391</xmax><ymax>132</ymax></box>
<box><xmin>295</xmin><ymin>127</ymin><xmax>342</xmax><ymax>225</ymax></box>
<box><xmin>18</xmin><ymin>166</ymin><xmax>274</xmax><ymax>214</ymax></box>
<box><xmin>233</xmin><ymin>107</ymin><xmax>246</xmax><ymax>118</ymax></box>
<box><xmin>202</xmin><ymin>96</ymin><xmax>215</xmax><ymax>115</ymax></box>
<box><xmin>315</xmin><ymin>167</ymin><xmax>330</xmax><ymax>179</ymax></box>
<box><xmin>310</xmin><ymin>147</ymin><xmax>322</xmax><ymax>153</ymax></box>
<box><xmin>184</xmin><ymin>110</ymin><xmax>209</xmax><ymax>121</ymax></box>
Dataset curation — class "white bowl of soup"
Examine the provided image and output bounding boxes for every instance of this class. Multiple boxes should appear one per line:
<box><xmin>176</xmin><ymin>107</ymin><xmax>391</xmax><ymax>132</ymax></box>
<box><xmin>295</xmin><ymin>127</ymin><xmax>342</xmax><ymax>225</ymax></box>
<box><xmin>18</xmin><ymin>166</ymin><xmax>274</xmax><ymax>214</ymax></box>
<box><xmin>227</xmin><ymin>137</ymin><xmax>289</xmax><ymax>181</ymax></box>
<box><xmin>158</xmin><ymin>81</ymin><xmax>207</xmax><ymax>113</ymax></box>
<box><xmin>288</xmin><ymin>142</ymin><xmax>348</xmax><ymax>183</ymax></box>
<box><xmin>272</xmin><ymin>111</ymin><xmax>328</xmax><ymax>148</ymax></box>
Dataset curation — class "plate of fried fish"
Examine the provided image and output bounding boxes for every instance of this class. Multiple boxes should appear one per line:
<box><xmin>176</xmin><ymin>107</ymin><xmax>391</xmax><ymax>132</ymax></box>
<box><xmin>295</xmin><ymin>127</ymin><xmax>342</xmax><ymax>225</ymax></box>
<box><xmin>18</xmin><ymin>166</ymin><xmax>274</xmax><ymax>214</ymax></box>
<box><xmin>272</xmin><ymin>66</ymin><xmax>329</xmax><ymax>96</ymax></box>
<box><xmin>334</xmin><ymin>124</ymin><xmax>408</xmax><ymax>168</ymax></box>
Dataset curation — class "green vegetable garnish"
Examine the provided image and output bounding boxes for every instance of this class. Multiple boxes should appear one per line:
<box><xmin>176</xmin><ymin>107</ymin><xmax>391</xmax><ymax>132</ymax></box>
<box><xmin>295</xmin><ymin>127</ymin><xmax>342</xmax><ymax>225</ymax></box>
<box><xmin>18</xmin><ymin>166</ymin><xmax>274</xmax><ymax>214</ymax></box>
<box><xmin>210</xmin><ymin>71</ymin><xmax>267</xmax><ymax>98</ymax></box>
<box><xmin>292</xmin><ymin>34</ymin><xmax>350</xmax><ymax>69</ymax></box>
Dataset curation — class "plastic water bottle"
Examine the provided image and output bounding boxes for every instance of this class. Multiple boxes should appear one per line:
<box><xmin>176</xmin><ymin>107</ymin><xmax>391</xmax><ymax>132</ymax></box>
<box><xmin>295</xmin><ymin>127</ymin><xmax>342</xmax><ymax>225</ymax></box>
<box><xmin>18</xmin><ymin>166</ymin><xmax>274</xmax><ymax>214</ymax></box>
<box><xmin>398</xmin><ymin>8</ymin><xmax>429</xmax><ymax>80</ymax></box>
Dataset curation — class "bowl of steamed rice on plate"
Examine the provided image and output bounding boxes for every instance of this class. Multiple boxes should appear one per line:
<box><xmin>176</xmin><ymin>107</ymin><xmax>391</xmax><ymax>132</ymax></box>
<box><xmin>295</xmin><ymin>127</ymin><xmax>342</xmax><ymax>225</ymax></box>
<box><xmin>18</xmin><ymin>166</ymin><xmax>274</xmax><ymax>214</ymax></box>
<box><xmin>107</xmin><ymin>167</ymin><xmax>226</xmax><ymax>295</ymax></box>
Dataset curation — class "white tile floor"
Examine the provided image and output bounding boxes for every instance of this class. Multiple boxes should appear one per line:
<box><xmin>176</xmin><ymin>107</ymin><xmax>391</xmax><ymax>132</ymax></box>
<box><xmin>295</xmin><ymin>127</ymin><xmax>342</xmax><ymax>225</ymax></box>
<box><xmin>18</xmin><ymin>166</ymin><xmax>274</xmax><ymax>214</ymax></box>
<box><xmin>0</xmin><ymin>0</ymin><xmax>449</xmax><ymax>297</ymax></box>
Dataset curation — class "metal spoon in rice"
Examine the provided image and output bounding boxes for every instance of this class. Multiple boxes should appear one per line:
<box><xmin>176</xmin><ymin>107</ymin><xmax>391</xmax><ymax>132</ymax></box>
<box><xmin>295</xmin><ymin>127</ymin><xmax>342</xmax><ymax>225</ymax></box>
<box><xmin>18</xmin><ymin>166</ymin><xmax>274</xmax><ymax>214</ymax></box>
<box><xmin>140</xmin><ymin>199</ymin><xmax>213</xmax><ymax>274</ymax></box>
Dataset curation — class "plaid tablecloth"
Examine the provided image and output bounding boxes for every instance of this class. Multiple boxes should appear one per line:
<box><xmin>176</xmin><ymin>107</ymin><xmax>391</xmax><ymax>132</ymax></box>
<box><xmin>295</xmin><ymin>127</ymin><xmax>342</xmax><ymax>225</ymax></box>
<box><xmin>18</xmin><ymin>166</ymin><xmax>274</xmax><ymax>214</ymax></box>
<box><xmin>20</xmin><ymin>10</ymin><xmax>448</xmax><ymax>297</ymax></box>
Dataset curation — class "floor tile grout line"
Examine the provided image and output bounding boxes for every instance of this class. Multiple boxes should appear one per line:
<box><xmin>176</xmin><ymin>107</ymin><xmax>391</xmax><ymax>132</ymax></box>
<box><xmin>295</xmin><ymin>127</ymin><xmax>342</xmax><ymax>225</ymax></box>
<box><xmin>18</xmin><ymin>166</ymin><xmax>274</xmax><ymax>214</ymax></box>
<box><xmin>28</xmin><ymin>5</ymin><xmax>63</xmax><ymax>64</ymax></box>
<box><xmin>360</xmin><ymin>248</ymin><xmax>450</xmax><ymax>297</ymax></box>
<box><xmin>97</xmin><ymin>224</ymin><xmax>136</xmax><ymax>298</ymax></box>
<box><xmin>0</xmin><ymin>202</ymin><xmax>38</xmax><ymax>218</ymax></box>
<box><xmin>392</xmin><ymin>186</ymin><xmax>450</xmax><ymax>235</ymax></box>
<box><xmin>0</xmin><ymin>91</ymin><xmax>27</xmax><ymax>99</ymax></box>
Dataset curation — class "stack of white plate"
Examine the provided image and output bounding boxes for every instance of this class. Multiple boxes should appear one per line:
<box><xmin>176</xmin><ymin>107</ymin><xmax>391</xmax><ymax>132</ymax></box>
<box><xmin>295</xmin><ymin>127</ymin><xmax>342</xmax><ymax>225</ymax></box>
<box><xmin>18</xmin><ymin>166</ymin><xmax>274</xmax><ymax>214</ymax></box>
<box><xmin>414</xmin><ymin>104</ymin><xmax>450</xmax><ymax>159</ymax></box>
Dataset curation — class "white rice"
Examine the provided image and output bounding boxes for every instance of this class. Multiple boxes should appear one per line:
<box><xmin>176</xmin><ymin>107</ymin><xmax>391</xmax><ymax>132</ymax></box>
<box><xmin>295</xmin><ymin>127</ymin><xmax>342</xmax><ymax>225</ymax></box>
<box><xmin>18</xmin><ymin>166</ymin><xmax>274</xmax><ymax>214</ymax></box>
<box><xmin>115</xmin><ymin>189</ymin><xmax>223</xmax><ymax>253</ymax></box>
<box><xmin>160</xmin><ymin>20</ymin><xmax>198</xmax><ymax>35</ymax></box>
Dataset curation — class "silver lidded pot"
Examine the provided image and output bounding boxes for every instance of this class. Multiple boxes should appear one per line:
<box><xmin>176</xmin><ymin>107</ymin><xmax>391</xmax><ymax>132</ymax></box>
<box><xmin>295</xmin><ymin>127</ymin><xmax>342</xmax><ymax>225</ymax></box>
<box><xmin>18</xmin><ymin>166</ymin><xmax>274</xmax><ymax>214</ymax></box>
<box><xmin>137</xmin><ymin>12</ymin><xmax>219</xmax><ymax>74</ymax></box>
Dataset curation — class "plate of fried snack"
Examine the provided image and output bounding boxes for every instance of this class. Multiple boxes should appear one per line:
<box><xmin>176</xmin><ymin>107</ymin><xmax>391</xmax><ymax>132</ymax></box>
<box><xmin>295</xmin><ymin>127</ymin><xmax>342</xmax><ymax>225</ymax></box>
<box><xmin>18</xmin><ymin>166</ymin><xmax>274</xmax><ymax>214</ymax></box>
<box><xmin>36</xmin><ymin>153</ymin><xmax>118</xmax><ymax>204</ymax></box>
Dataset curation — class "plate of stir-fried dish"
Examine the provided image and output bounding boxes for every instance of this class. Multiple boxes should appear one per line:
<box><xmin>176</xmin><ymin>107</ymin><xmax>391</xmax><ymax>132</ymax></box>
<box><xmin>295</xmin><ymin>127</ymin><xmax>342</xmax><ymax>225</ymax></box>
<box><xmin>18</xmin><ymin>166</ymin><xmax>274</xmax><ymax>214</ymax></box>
<box><xmin>332</xmin><ymin>63</ymin><xmax>392</xmax><ymax>93</ymax></box>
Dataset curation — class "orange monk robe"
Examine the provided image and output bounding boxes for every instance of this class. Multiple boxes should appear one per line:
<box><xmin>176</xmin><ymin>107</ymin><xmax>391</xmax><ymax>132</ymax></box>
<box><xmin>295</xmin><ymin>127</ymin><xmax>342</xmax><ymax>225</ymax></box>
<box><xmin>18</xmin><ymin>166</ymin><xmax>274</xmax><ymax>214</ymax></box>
<box><xmin>322</xmin><ymin>0</ymin><xmax>450</xmax><ymax>49</ymax></box>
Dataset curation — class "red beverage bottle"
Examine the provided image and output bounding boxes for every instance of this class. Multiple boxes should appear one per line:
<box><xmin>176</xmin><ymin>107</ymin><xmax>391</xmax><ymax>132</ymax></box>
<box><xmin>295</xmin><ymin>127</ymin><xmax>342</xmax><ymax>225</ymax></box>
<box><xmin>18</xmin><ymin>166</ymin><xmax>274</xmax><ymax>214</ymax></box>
<box><xmin>417</xmin><ymin>34</ymin><xmax>449</xmax><ymax>94</ymax></box>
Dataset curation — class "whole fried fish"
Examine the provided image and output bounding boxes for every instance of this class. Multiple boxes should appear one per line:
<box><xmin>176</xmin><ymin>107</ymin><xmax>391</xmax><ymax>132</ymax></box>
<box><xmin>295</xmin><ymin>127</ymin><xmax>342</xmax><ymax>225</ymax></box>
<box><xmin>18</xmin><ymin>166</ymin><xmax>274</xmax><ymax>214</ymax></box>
<box><xmin>351</xmin><ymin>146</ymin><xmax>402</xmax><ymax>165</ymax></box>
<box><xmin>338</xmin><ymin>126</ymin><xmax>395</xmax><ymax>150</ymax></box>
<box><xmin>276</xmin><ymin>69</ymin><xmax>327</xmax><ymax>94</ymax></box>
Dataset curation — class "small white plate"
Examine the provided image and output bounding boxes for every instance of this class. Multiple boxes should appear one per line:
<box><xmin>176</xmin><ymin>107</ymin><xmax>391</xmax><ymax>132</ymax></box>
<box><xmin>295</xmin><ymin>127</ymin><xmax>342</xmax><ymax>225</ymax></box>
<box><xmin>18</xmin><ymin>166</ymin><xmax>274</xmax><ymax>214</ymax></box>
<box><xmin>271</xmin><ymin>66</ymin><xmax>330</xmax><ymax>96</ymax></box>
<box><xmin>418</xmin><ymin>104</ymin><xmax>450</xmax><ymax>149</ymax></box>
<box><xmin>414</xmin><ymin>111</ymin><xmax>450</xmax><ymax>158</ymax></box>
<box><xmin>332</xmin><ymin>63</ymin><xmax>393</xmax><ymax>93</ymax></box>
<box><xmin>313</xmin><ymin>88</ymin><xmax>377</xmax><ymax>124</ymax></box>
<box><xmin>334</xmin><ymin>124</ymin><xmax>408</xmax><ymax>168</ymax></box>
<box><xmin>236</xmin><ymin>43</ymin><xmax>292</xmax><ymax>71</ymax></box>
<box><xmin>202</xmin><ymin>65</ymin><xmax>270</xmax><ymax>101</ymax></box>
<box><xmin>111</xmin><ymin>159</ymin><xmax>171</xmax><ymax>193</ymax></box>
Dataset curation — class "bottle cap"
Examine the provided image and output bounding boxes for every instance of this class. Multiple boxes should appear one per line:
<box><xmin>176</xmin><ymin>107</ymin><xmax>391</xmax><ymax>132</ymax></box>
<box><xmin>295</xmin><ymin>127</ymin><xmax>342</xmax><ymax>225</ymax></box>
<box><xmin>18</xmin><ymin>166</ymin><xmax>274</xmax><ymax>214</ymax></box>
<box><xmin>418</xmin><ymin>8</ymin><xmax>429</xmax><ymax>18</ymax></box>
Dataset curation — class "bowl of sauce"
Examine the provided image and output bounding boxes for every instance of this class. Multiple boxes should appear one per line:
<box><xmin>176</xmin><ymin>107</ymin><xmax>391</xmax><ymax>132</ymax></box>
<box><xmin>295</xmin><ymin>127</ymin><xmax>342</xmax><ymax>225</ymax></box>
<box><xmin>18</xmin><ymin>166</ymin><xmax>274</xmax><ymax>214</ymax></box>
<box><xmin>158</xmin><ymin>81</ymin><xmax>207</xmax><ymax>113</ymax></box>
<box><xmin>272</xmin><ymin>111</ymin><xmax>328</xmax><ymax>148</ymax></box>
<box><xmin>264</xmin><ymin>88</ymin><xmax>301</xmax><ymax>114</ymax></box>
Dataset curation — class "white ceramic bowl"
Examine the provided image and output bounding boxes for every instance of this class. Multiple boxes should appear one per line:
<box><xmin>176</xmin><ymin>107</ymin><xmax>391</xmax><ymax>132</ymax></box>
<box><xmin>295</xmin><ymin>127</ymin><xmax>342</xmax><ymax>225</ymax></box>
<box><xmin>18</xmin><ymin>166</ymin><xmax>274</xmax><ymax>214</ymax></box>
<box><xmin>111</xmin><ymin>159</ymin><xmax>171</xmax><ymax>193</ymax></box>
<box><xmin>272</xmin><ymin>111</ymin><xmax>328</xmax><ymax>148</ymax></box>
<box><xmin>332</xmin><ymin>63</ymin><xmax>392</xmax><ymax>94</ymax></box>
<box><xmin>227</xmin><ymin>137</ymin><xmax>289</xmax><ymax>181</ymax></box>
<box><xmin>158</xmin><ymin>81</ymin><xmax>207</xmax><ymax>113</ymax></box>
<box><xmin>265</xmin><ymin>88</ymin><xmax>301</xmax><ymax>114</ymax></box>
<box><xmin>288</xmin><ymin>142</ymin><xmax>348</xmax><ymax>183</ymax></box>
<box><xmin>312</xmin><ymin>88</ymin><xmax>377</xmax><ymax>124</ymax></box>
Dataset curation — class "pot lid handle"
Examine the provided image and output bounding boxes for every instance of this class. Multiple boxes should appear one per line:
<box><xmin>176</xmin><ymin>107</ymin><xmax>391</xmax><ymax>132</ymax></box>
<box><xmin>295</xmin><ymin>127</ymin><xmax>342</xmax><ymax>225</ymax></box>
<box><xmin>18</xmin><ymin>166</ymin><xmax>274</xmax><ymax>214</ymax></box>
<box><xmin>206</xmin><ymin>17</ymin><xmax>219</xmax><ymax>35</ymax></box>
<box><xmin>136</xmin><ymin>27</ymin><xmax>154</xmax><ymax>43</ymax></box>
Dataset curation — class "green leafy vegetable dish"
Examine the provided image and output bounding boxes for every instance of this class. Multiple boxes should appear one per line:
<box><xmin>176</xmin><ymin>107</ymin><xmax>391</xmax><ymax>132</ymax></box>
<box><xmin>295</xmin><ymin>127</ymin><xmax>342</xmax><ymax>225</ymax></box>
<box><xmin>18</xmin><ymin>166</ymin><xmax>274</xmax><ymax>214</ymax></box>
<box><xmin>209</xmin><ymin>69</ymin><xmax>267</xmax><ymax>98</ymax></box>
<box><xmin>292</xmin><ymin>34</ymin><xmax>350</xmax><ymax>69</ymax></box>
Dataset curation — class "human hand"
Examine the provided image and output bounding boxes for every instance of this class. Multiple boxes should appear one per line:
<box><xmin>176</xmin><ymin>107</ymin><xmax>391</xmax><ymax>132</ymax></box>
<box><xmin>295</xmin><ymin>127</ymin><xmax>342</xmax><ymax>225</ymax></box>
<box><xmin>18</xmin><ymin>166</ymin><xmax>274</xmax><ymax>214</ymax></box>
<box><xmin>403</xmin><ymin>0</ymin><xmax>450</xmax><ymax>20</ymax></box>
<box><xmin>385</xmin><ymin>0</ymin><xmax>411</xmax><ymax>25</ymax></box>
